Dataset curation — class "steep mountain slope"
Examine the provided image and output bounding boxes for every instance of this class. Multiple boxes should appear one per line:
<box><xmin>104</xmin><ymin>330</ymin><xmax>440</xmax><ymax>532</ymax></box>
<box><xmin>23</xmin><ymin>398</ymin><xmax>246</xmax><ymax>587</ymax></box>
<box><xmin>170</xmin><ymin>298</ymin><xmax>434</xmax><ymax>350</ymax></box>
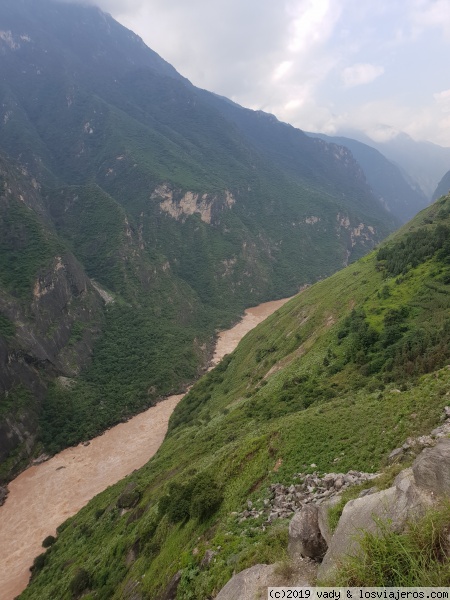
<box><xmin>21</xmin><ymin>194</ymin><xmax>450</xmax><ymax>599</ymax></box>
<box><xmin>0</xmin><ymin>0</ymin><xmax>399</xmax><ymax>477</ymax></box>
<box><xmin>432</xmin><ymin>170</ymin><xmax>450</xmax><ymax>201</ymax></box>
<box><xmin>0</xmin><ymin>153</ymin><xmax>106</xmax><ymax>480</ymax></box>
<box><xmin>307</xmin><ymin>132</ymin><xmax>429</xmax><ymax>222</ymax></box>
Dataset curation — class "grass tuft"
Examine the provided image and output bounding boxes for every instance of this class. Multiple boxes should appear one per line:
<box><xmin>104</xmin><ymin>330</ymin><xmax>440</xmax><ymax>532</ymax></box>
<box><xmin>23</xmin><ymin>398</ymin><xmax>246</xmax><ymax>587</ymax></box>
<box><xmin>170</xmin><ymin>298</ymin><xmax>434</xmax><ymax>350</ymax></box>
<box><xmin>335</xmin><ymin>503</ymin><xmax>450</xmax><ymax>586</ymax></box>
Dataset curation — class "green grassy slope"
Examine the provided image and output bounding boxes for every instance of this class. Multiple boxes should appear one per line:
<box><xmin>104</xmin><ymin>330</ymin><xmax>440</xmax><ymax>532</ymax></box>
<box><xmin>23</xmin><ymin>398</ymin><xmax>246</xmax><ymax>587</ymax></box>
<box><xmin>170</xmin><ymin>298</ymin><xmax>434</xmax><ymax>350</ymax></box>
<box><xmin>21</xmin><ymin>194</ymin><xmax>450</xmax><ymax>599</ymax></box>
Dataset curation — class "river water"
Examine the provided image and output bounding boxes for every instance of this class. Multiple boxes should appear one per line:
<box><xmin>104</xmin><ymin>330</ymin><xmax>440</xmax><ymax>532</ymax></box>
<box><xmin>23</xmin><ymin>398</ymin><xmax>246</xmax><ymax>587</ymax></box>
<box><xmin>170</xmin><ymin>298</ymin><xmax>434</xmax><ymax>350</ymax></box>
<box><xmin>0</xmin><ymin>296</ymin><xmax>291</xmax><ymax>599</ymax></box>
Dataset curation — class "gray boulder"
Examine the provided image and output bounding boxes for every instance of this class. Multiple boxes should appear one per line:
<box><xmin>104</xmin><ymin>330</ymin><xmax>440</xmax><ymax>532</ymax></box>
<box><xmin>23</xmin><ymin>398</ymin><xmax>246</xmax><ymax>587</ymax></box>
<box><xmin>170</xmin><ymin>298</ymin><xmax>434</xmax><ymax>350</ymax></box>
<box><xmin>318</xmin><ymin>468</ymin><xmax>433</xmax><ymax>583</ymax></box>
<box><xmin>215</xmin><ymin>559</ymin><xmax>317</xmax><ymax>599</ymax></box>
<box><xmin>215</xmin><ymin>564</ymin><xmax>276</xmax><ymax>600</ymax></box>
<box><xmin>317</xmin><ymin>496</ymin><xmax>342</xmax><ymax>546</ymax></box>
<box><xmin>412</xmin><ymin>438</ymin><xmax>450</xmax><ymax>497</ymax></box>
<box><xmin>288</xmin><ymin>504</ymin><xmax>327</xmax><ymax>560</ymax></box>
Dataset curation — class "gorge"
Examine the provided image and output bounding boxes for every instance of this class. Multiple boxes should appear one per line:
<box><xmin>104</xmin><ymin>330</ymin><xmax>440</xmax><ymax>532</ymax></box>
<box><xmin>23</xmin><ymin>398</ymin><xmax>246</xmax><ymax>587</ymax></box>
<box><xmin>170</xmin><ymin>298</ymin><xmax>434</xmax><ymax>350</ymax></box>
<box><xmin>1</xmin><ymin>0</ymin><xmax>450</xmax><ymax>597</ymax></box>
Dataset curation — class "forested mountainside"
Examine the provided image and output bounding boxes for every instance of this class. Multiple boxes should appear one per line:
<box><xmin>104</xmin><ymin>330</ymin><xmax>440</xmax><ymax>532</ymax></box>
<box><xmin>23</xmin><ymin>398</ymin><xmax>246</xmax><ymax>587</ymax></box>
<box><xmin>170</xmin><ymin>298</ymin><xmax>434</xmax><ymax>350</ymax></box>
<box><xmin>307</xmin><ymin>132</ymin><xmax>429</xmax><ymax>222</ymax></box>
<box><xmin>21</xmin><ymin>194</ymin><xmax>450</xmax><ymax>598</ymax></box>
<box><xmin>0</xmin><ymin>0</ymin><xmax>400</xmax><ymax>480</ymax></box>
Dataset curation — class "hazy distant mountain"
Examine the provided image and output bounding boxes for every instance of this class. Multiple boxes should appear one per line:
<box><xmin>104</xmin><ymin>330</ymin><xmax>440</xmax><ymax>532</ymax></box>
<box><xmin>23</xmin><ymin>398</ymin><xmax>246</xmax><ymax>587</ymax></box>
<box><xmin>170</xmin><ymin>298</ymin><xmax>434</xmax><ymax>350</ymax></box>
<box><xmin>307</xmin><ymin>132</ymin><xmax>429</xmax><ymax>222</ymax></box>
<box><xmin>337</xmin><ymin>129</ymin><xmax>450</xmax><ymax>199</ymax></box>
<box><xmin>432</xmin><ymin>170</ymin><xmax>450</xmax><ymax>201</ymax></box>
<box><xmin>0</xmin><ymin>0</ymin><xmax>398</xmax><ymax>479</ymax></box>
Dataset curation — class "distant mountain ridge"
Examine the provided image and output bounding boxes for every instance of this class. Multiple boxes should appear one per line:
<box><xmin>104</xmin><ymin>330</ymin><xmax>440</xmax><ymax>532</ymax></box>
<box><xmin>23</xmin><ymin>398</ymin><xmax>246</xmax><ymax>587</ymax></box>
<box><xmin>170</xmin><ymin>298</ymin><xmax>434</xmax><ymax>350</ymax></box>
<box><xmin>0</xmin><ymin>0</ymin><xmax>398</xmax><ymax>479</ymax></box>
<box><xmin>433</xmin><ymin>170</ymin><xmax>450</xmax><ymax>201</ymax></box>
<box><xmin>337</xmin><ymin>129</ymin><xmax>450</xmax><ymax>199</ymax></box>
<box><xmin>307</xmin><ymin>132</ymin><xmax>429</xmax><ymax>222</ymax></box>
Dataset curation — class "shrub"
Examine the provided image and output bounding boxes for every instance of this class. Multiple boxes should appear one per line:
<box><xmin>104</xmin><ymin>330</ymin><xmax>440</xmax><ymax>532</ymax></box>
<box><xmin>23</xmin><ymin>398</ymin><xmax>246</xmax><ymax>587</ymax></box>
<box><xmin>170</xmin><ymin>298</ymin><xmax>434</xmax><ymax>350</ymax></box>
<box><xmin>30</xmin><ymin>553</ymin><xmax>46</xmax><ymax>578</ymax></box>
<box><xmin>158</xmin><ymin>472</ymin><xmax>223</xmax><ymax>524</ymax></box>
<box><xmin>159</xmin><ymin>482</ymin><xmax>191</xmax><ymax>523</ymax></box>
<box><xmin>189</xmin><ymin>477</ymin><xmax>223</xmax><ymax>522</ymax></box>
<box><xmin>70</xmin><ymin>568</ymin><xmax>91</xmax><ymax>598</ymax></box>
<box><xmin>42</xmin><ymin>535</ymin><xmax>56</xmax><ymax>548</ymax></box>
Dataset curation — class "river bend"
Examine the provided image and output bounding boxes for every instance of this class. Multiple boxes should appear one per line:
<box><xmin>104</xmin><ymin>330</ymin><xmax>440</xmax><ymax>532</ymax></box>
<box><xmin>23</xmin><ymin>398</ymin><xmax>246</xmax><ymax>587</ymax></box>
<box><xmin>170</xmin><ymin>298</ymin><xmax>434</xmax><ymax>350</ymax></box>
<box><xmin>0</xmin><ymin>297</ymin><xmax>291</xmax><ymax>599</ymax></box>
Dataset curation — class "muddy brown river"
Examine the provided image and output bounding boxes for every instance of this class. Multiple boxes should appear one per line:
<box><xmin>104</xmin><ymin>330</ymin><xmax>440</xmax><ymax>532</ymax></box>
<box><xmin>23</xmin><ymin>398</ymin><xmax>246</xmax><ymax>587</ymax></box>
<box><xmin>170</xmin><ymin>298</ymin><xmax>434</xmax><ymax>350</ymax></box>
<box><xmin>0</xmin><ymin>296</ymin><xmax>291</xmax><ymax>599</ymax></box>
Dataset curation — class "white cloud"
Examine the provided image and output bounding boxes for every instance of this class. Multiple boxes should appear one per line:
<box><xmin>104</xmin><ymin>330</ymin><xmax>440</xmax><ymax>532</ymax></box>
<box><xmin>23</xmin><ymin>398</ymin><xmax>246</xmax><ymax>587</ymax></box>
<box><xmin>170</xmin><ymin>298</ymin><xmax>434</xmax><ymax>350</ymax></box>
<box><xmin>287</xmin><ymin>0</ymin><xmax>340</xmax><ymax>53</ymax></box>
<box><xmin>272</xmin><ymin>61</ymin><xmax>293</xmax><ymax>82</ymax></box>
<box><xmin>341</xmin><ymin>63</ymin><xmax>385</xmax><ymax>88</ymax></box>
<box><xmin>411</xmin><ymin>0</ymin><xmax>450</xmax><ymax>39</ymax></box>
<box><xmin>434</xmin><ymin>89</ymin><xmax>450</xmax><ymax>111</ymax></box>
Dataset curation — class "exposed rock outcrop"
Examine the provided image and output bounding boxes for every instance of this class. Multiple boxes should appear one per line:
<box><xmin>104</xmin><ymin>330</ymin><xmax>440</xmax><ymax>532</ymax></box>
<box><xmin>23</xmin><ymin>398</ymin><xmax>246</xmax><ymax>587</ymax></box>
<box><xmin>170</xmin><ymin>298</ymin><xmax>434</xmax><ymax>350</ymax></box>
<box><xmin>215</xmin><ymin>564</ymin><xmax>276</xmax><ymax>600</ymax></box>
<box><xmin>160</xmin><ymin>571</ymin><xmax>182</xmax><ymax>600</ymax></box>
<box><xmin>153</xmin><ymin>184</ymin><xmax>235</xmax><ymax>225</ymax></box>
<box><xmin>387</xmin><ymin>407</ymin><xmax>450</xmax><ymax>464</ymax></box>
<box><xmin>288</xmin><ymin>504</ymin><xmax>327</xmax><ymax>560</ymax></box>
<box><xmin>236</xmin><ymin>470</ymin><xmax>377</xmax><ymax>525</ymax></box>
<box><xmin>215</xmin><ymin>560</ymin><xmax>316</xmax><ymax>600</ymax></box>
<box><xmin>412</xmin><ymin>438</ymin><xmax>450</xmax><ymax>496</ymax></box>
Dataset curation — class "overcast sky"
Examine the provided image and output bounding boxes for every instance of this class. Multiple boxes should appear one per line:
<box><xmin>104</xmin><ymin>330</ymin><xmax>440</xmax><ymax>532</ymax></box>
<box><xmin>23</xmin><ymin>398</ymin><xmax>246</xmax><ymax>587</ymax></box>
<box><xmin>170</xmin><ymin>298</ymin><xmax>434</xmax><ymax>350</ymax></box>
<box><xmin>81</xmin><ymin>0</ymin><xmax>450</xmax><ymax>146</ymax></box>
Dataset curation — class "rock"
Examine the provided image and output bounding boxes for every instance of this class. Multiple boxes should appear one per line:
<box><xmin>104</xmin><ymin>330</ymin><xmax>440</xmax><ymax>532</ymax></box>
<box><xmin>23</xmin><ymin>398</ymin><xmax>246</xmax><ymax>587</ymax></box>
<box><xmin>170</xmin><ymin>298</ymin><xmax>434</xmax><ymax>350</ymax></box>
<box><xmin>215</xmin><ymin>564</ymin><xmax>276</xmax><ymax>600</ymax></box>
<box><xmin>388</xmin><ymin>447</ymin><xmax>404</xmax><ymax>463</ymax></box>
<box><xmin>323</xmin><ymin>474</ymin><xmax>335</xmax><ymax>489</ymax></box>
<box><xmin>160</xmin><ymin>570</ymin><xmax>182</xmax><ymax>600</ymax></box>
<box><xmin>32</xmin><ymin>454</ymin><xmax>50</xmax><ymax>465</ymax></box>
<box><xmin>200</xmin><ymin>549</ymin><xmax>216</xmax><ymax>568</ymax></box>
<box><xmin>358</xmin><ymin>487</ymin><xmax>377</xmax><ymax>498</ymax></box>
<box><xmin>123</xmin><ymin>579</ymin><xmax>143</xmax><ymax>600</ymax></box>
<box><xmin>318</xmin><ymin>468</ymin><xmax>433</xmax><ymax>583</ymax></box>
<box><xmin>416</xmin><ymin>435</ymin><xmax>433</xmax><ymax>448</ymax></box>
<box><xmin>288</xmin><ymin>505</ymin><xmax>327</xmax><ymax>560</ymax></box>
<box><xmin>412</xmin><ymin>438</ymin><xmax>450</xmax><ymax>497</ymax></box>
<box><xmin>334</xmin><ymin>476</ymin><xmax>344</xmax><ymax>490</ymax></box>
<box><xmin>317</xmin><ymin>499</ymin><xmax>340</xmax><ymax>546</ymax></box>
<box><xmin>117</xmin><ymin>484</ymin><xmax>141</xmax><ymax>510</ymax></box>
